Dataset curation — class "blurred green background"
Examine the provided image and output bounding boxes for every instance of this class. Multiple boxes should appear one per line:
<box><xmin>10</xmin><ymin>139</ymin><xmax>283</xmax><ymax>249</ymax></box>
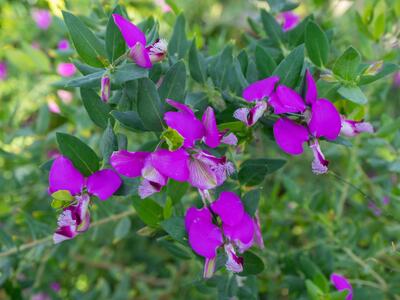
<box><xmin>0</xmin><ymin>0</ymin><xmax>399</xmax><ymax>299</ymax></box>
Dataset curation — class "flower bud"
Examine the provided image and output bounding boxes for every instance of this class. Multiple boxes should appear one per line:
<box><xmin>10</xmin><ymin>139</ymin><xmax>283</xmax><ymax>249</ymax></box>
<box><xmin>363</xmin><ymin>60</ymin><xmax>383</xmax><ymax>76</ymax></box>
<box><xmin>101</xmin><ymin>74</ymin><xmax>111</xmax><ymax>102</ymax></box>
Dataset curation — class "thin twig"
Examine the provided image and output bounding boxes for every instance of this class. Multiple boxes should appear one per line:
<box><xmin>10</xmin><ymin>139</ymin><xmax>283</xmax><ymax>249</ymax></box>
<box><xmin>0</xmin><ymin>210</ymin><xmax>136</xmax><ymax>258</ymax></box>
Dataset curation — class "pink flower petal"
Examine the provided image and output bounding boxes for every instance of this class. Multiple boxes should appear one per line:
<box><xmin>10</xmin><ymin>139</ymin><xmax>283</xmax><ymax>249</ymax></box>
<box><xmin>112</xmin><ymin>14</ymin><xmax>146</xmax><ymax>48</ymax></box>
<box><xmin>185</xmin><ymin>207</ymin><xmax>212</xmax><ymax>232</ymax></box>
<box><xmin>57</xmin><ymin>63</ymin><xmax>76</xmax><ymax>77</ymax></box>
<box><xmin>110</xmin><ymin>151</ymin><xmax>150</xmax><ymax>178</ymax></box>
<box><xmin>49</xmin><ymin>156</ymin><xmax>85</xmax><ymax>195</ymax></box>
<box><xmin>310</xmin><ymin>140</ymin><xmax>329</xmax><ymax>175</ymax></box>
<box><xmin>273</xmin><ymin>118</ymin><xmax>309</xmax><ymax>155</ymax></box>
<box><xmin>202</xmin><ymin>107</ymin><xmax>220</xmax><ymax>148</ymax></box>
<box><xmin>129</xmin><ymin>42</ymin><xmax>152</xmax><ymax>69</ymax></box>
<box><xmin>86</xmin><ymin>169</ymin><xmax>122</xmax><ymax>200</ymax></box>
<box><xmin>269</xmin><ymin>85</ymin><xmax>306</xmax><ymax>114</ymax></box>
<box><xmin>242</xmin><ymin>76</ymin><xmax>280</xmax><ymax>101</ymax></box>
<box><xmin>223</xmin><ymin>213</ymin><xmax>255</xmax><ymax>252</ymax></box>
<box><xmin>330</xmin><ymin>273</ymin><xmax>353</xmax><ymax>300</ymax></box>
<box><xmin>305</xmin><ymin>69</ymin><xmax>318</xmax><ymax>105</ymax></box>
<box><xmin>309</xmin><ymin>99</ymin><xmax>341</xmax><ymax>140</ymax></box>
<box><xmin>188</xmin><ymin>218</ymin><xmax>223</xmax><ymax>258</ymax></box>
<box><xmin>151</xmin><ymin>149</ymin><xmax>190</xmax><ymax>181</ymax></box>
<box><xmin>211</xmin><ymin>191</ymin><xmax>244</xmax><ymax>226</ymax></box>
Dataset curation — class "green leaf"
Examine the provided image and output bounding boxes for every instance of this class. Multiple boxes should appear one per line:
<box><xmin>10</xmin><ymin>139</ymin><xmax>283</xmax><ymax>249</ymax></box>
<box><xmin>272</xmin><ymin>45</ymin><xmax>304</xmax><ymax>88</ymax></box>
<box><xmin>73</xmin><ymin>59</ymin><xmax>103</xmax><ymax>75</ymax></box>
<box><xmin>105</xmin><ymin>5</ymin><xmax>126</xmax><ymax>62</ymax></box>
<box><xmin>100</xmin><ymin>121</ymin><xmax>118</xmax><ymax>164</ymax></box>
<box><xmin>168</xmin><ymin>14</ymin><xmax>189</xmax><ymax>60</ymax></box>
<box><xmin>111</xmin><ymin>110</ymin><xmax>148</xmax><ymax>132</ymax></box>
<box><xmin>338</xmin><ymin>85</ymin><xmax>367</xmax><ymax>105</ymax></box>
<box><xmin>157</xmin><ymin>237</ymin><xmax>192</xmax><ymax>259</ymax></box>
<box><xmin>137</xmin><ymin>78</ymin><xmax>164</xmax><ymax>132</ymax></box>
<box><xmin>255</xmin><ymin>45</ymin><xmax>276</xmax><ymax>78</ymax></box>
<box><xmin>188</xmin><ymin>39</ymin><xmax>206</xmax><ymax>83</ymax></box>
<box><xmin>167</xmin><ymin>179</ymin><xmax>189</xmax><ymax>205</ymax></box>
<box><xmin>62</xmin><ymin>11</ymin><xmax>107</xmax><ymax>67</ymax></box>
<box><xmin>80</xmin><ymin>88</ymin><xmax>112</xmax><ymax>128</ymax></box>
<box><xmin>113</xmin><ymin>217</ymin><xmax>131</xmax><ymax>243</ymax></box>
<box><xmin>260</xmin><ymin>10</ymin><xmax>284</xmax><ymax>46</ymax></box>
<box><xmin>305</xmin><ymin>280</ymin><xmax>323</xmax><ymax>300</ymax></box>
<box><xmin>330</xmin><ymin>290</ymin><xmax>350</xmax><ymax>300</ymax></box>
<box><xmin>161</xmin><ymin>127</ymin><xmax>184</xmax><ymax>151</ymax></box>
<box><xmin>160</xmin><ymin>216</ymin><xmax>186</xmax><ymax>243</ymax></box>
<box><xmin>132</xmin><ymin>196</ymin><xmax>163</xmax><ymax>228</ymax></box>
<box><xmin>243</xmin><ymin>190</ymin><xmax>260</xmax><ymax>217</ymax></box>
<box><xmin>65</xmin><ymin>70</ymin><xmax>104</xmax><ymax>88</ymax></box>
<box><xmin>239</xmin><ymin>251</ymin><xmax>265</xmax><ymax>276</ymax></box>
<box><xmin>56</xmin><ymin>133</ymin><xmax>100</xmax><ymax>176</ymax></box>
<box><xmin>305</xmin><ymin>21</ymin><xmax>329</xmax><ymax>67</ymax></box>
<box><xmin>111</xmin><ymin>62</ymin><xmax>148</xmax><ymax>85</ymax></box>
<box><xmin>238</xmin><ymin>159</ymin><xmax>286</xmax><ymax>186</ymax></box>
<box><xmin>332</xmin><ymin>46</ymin><xmax>361</xmax><ymax>81</ymax></box>
<box><xmin>158</xmin><ymin>60</ymin><xmax>187</xmax><ymax>102</ymax></box>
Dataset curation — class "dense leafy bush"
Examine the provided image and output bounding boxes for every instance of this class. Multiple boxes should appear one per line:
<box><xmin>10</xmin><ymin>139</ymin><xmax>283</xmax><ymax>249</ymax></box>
<box><xmin>0</xmin><ymin>0</ymin><xmax>399</xmax><ymax>299</ymax></box>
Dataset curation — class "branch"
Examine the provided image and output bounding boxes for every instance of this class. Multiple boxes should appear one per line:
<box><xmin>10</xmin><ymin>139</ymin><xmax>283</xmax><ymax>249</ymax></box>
<box><xmin>0</xmin><ymin>210</ymin><xmax>136</xmax><ymax>258</ymax></box>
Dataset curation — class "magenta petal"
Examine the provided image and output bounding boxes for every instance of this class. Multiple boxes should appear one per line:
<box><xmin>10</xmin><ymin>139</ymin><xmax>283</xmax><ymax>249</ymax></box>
<box><xmin>211</xmin><ymin>191</ymin><xmax>244</xmax><ymax>226</ymax></box>
<box><xmin>223</xmin><ymin>213</ymin><xmax>255</xmax><ymax>252</ymax></box>
<box><xmin>269</xmin><ymin>85</ymin><xmax>306</xmax><ymax>114</ymax></box>
<box><xmin>188</xmin><ymin>218</ymin><xmax>223</xmax><ymax>258</ymax></box>
<box><xmin>164</xmin><ymin>111</ymin><xmax>205</xmax><ymax>148</ymax></box>
<box><xmin>49</xmin><ymin>156</ymin><xmax>85</xmax><ymax>195</ymax></box>
<box><xmin>309</xmin><ymin>99</ymin><xmax>341</xmax><ymax>140</ymax></box>
<box><xmin>166</xmin><ymin>99</ymin><xmax>195</xmax><ymax>116</ymax></box>
<box><xmin>57</xmin><ymin>63</ymin><xmax>76</xmax><ymax>77</ymax></box>
<box><xmin>273</xmin><ymin>118</ymin><xmax>309</xmax><ymax>155</ymax></box>
<box><xmin>224</xmin><ymin>244</ymin><xmax>243</xmax><ymax>273</ymax></box>
<box><xmin>185</xmin><ymin>207</ymin><xmax>212</xmax><ymax>232</ymax></box>
<box><xmin>202</xmin><ymin>107</ymin><xmax>220</xmax><ymax>148</ymax></box>
<box><xmin>87</xmin><ymin>169</ymin><xmax>122</xmax><ymax>201</ymax></box>
<box><xmin>130</xmin><ymin>42</ymin><xmax>152</xmax><ymax>68</ymax></box>
<box><xmin>112</xmin><ymin>14</ymin><xmax>146</xmax><ymax>48</ymax></box>
<box><xmin>330</xmin><ymin>273</ymin><xmax>353</xmax><ymax>300</ymax></box>
<box><xmin>305</xmin><ymin>70</ymin><xmax>318</xmax><ymax>105</ymax></box>
<box><xmin>151</xmin><ymin>149</ymin><xmax>189</xmax><ymax>181</ymax></box>
<box><xmin>242</xmin><ymin>76</ymin><xmax>280</xmax><ymax>101</ymax></box>
<box><xmin>110</xmin><ymin>151</ymin><xmax>150</xmax><ymax>178</ymax></box>
<box><xmin>138</xmin><ymin>179</ymin><xmax>163</xmax><ymax>199</ymax></box>
<box><xmin>188</xmin><ymin>156</ymin><xmax>218</xmax><ymax>190</ymax></box>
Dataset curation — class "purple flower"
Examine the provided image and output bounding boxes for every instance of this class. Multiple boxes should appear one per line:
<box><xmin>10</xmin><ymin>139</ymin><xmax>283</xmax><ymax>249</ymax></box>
<box><xmin>31</xmin><ymin>292</ymin><xmax>51</xmax><ymax>300</ymax></box>
<box><xmin>155</xmin><ymin>0</ymin><xmax>172</xmax><ymax>12</ymax></box>
<box><xmin>234</xmin><ymin>76</ymin><xmax>280</xmax><ymax>127</ymax></box>
<box><xmin>58</xmin><ymin>39</ymin><xmax>70</xmax><ymax>51</ymax></box>
<box><xmin>51</xmin><ymin>282</ymin><xmax>61</xmax><ymax>292</ymax></box>
<box><xmin>340</xmin><ymin>116</ymin><xmax>374</xmax><ymax>137</ymax></box>
<box><xmin>48</xmin><ymin>100</ymin><xmax>61</xmax><ymax>114</ymax></box>
<box><xmin>382</xmin><ymin>196</ymin><xmax>390</xmax><ymax>205</ymax></box>
<box><xmin>185</xmin><ymin>191</ymin><xmax>264</xmax><ymax>277</ymax></box>
<box><xmin>393</xmin><ymin>71</ymin><xmax>400</xmax><ymax>88</ymax></box>
<box><xmin>113</xmin><ymin>14</ymin><xmax>168</xmax><ymax>68</ymax></box>
<box><xmin>49</xmin><ymin>156</ymin><xmax>122</xmax><ymax>243</ymax></box>
<box><xmin>276</xmin><ymin>11</ymin><xmax>300</xmax><ymax>31</ymax></box>
<box><xmin>271</xmin><ymin>70</ymin><xmax>342</xmax><ymax>174</ymax></box>
<box><xmin>0</xmin><ymin>61</ymin><xmax>7</xmax><ymax>80</ymax></box>
<box><xmin>101</xmin><ymin>74</ymin><xmax>111</xmax><ymax>102</ymax></box>
<box><xmin>57</xmin><ymin>63</ymin><xmax>76</xmax><ymax>77</ymax></box>
<box><xmin>32</xmin><ymin>9</ymin><xmax>52</xmax><ymax>30</ymax></box>
<box><xmin>330</xmin><ymin>273</ymin><xmax>353</xmax><ymax>300</ymax></box>
<box><xmin>57</xmin><ymin>90</ymin><xmax>73</xmax><ymax>104</ymax></box>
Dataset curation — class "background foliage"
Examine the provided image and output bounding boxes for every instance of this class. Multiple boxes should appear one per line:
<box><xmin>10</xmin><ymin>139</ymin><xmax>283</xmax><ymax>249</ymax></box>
<box><xmin>0</xmin><ymin>0</ymin><xmax>399</xmax><ymax>299</ymax></box>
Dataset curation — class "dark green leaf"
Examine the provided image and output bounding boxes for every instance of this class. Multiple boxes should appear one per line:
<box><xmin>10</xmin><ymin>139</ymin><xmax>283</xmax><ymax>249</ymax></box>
<box><xmin>305</xmin><ymin>21</ymin><xmax>329</xmax><ymax>67</ymax></box>
<box><xmin>255</xmin><ymin>45</ymin><xmax>277</xmax><ymax>78</ymax></box>
<box><xmin>100</xmin><ymin>121</ymin><xmax>117</xmax><ymax>164</ymax></box>
<box><xmin>305</xmin><ymin>280</ymin><xmax>323</xmax><ymax>300</ymax></box>
<box><xmin>160</xmin><ymin>216</ymin><xmax>186</xmax><ymax>243</ymax></box>
<box><xmin>238</xmin><ymin>159</ymin><xmax>286</xmax><ymax>186</ymax></box>
<box><xmin>167</xmin><ymin>179</ymin><xmax>189</xmax><ymax>205</ymax></box>
<box><xmin>188</xmin><ymin>39</ymin><xmax>206</xmax><ymax>83</ymax></box>
<box><xmin>113</xmin><ymin>217</ymin><xmax>131</xmax><ymax>243</ymax></box>
<box><xmin>80</xmin><ymin>88</ymin><xmax>112</xmax><ymax>128</ymax></box>
<box><xmin>239</xmin><ymin>251</ymin><xmax>265</xmax><ymax>276</ymax></box>
<box><xmin>111</xmin><ymin>62</ymin><xmax>148</xmax><ymax>85</ymax></box>
<box><xmin>65</xmin><ymin>70</ymin><xmax>104</xmax><ymax>88</ymax></box>
<box><xmin>158</xmin><ymin>60</ymin><xmax>186</xmax><ymax>102</ymax></box>
<box><xmin>157</xmin><ymin>237</ymin><xmax>192</xmax><ymax>259</ymax></box>
<box><xmin>359</xmin><ymin>63</ymin><xmax>399</xmax><ymax>85</ymax></box>
<box><xmin>260</xmin><ymin>10</ymin><xmax>284</xmax><ymax>46</ymax></box>
<box><xmin>168</xmin><ymin>14</ymin><xmax>189</xmax><ymax>60</ymax></box>
<box><xmin>56</xmin><ymin>133</ymin><xmax>100</xmax><ymax>176</ymax></box>
<box><xmin>111</xmin><ymin>110</ymin><xmax>147</xmax><ymax>132</ymax></box>
<box><xmin>272</xmin><ymin>45</ymin><xmax>304</xmax><ymax>88</ymax></box>
<box><xmin>105</xmin><ymin>5</ymin><xmax>126</xmax><ymax>62</ymax></box>
<box><xmin>332</xmin><ymin>46</ymin><xmax>361</xmax><ymax>81</ymax></box>
<box><xmin>73</xmin><ymin>59</ymin><xmax>103</xmax><ymax>75</ymax></box>
<box><xmin>62</xmin><ymin>11</ymin><xmax>107</xmax><ymax>67</ymax></box>
<box><xmin>132</xmin><ymin>196</ymin><xmax>163</xmax><ymax>227</ymax></box>
<box><xmin>137</xmin><ymin>78</ymin><xmax>164</xmax><ymax>132</ymax></box>
<box><xmin>243</xmin><ymin>189</ymin><xmax>260</xmax><ymax>216</ymax></box>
